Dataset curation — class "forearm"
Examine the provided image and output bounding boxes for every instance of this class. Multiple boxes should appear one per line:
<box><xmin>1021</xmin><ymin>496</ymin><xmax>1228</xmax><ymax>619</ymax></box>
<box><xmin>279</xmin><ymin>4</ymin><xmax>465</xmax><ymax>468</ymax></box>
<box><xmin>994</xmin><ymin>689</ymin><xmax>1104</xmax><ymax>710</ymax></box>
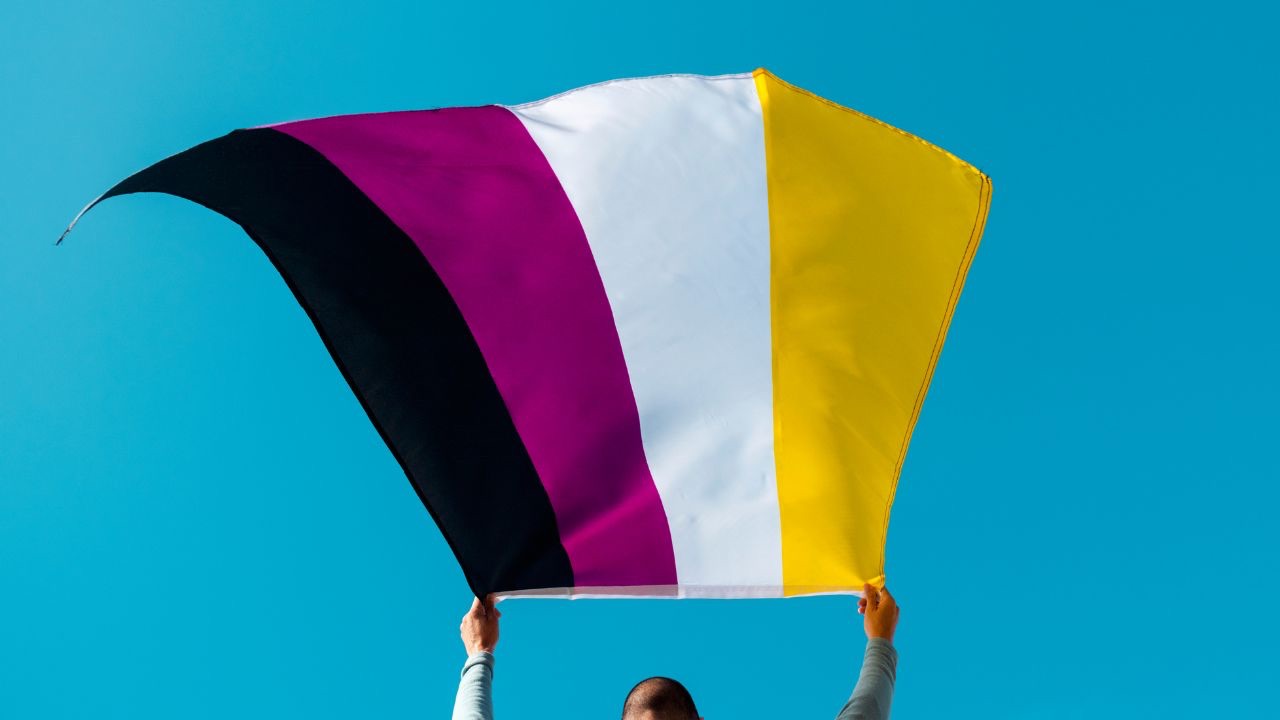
<box><xmin>451</xmin><ymin>652</ymin><xmax>495</xmax><ymax>720</ymax></box>
<box><xmin>835</xmin><ymin>638</ymin><xmax>898</xmax><ymax>720</ymax></box>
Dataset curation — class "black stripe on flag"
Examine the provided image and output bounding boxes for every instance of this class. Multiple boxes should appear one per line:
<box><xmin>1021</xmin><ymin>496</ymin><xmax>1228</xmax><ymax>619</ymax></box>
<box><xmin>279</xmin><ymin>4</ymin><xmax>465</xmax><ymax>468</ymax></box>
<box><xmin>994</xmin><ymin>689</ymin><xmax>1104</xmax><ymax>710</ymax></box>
<box><xmin>88</xmin><ymin>128</ymin><xmax>575</xmax><ymax>597</ymax></box>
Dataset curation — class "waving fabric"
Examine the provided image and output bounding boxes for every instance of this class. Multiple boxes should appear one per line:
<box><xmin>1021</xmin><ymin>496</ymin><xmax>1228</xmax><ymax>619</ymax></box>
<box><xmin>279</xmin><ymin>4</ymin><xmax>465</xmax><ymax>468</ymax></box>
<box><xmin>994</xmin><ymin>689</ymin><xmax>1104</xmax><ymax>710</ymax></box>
<box><xmin>62</xmin><ymin>69</ymin><xmax>991</xmax><ymax>599</ymax></box>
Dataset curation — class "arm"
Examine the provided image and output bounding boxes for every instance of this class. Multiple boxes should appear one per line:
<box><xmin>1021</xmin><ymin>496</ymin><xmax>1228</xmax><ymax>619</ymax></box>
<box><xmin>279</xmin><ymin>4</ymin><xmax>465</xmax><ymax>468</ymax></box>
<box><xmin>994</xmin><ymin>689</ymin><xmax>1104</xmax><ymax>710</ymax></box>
<box><xmin>451</xmin><ymin>596</ymin><xmax>501</xmax><ymax>720</ymax></box>
<box><xmin>835</xmin><ymin>584</ymin><xmax>900</xmax><ymax>720</ymax></box>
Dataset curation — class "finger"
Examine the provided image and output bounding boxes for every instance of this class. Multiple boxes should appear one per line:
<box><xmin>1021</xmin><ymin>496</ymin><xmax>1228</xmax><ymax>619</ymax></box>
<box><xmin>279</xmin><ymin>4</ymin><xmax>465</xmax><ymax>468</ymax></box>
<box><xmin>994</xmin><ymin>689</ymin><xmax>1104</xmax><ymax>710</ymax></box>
<box><xmin>863</xmin><ymin>583</ymin><xmax>880</xmax><ymax>610</ymax></box>
<box><xmin>879</xmin><ymin>586</ymin><xmax>895</xmax><ymax>609</ymax></box>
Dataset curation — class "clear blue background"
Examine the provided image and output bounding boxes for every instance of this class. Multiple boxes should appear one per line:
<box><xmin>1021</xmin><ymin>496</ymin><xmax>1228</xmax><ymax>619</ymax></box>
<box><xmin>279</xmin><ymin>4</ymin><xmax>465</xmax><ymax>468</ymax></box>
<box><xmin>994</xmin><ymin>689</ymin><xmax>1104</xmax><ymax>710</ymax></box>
<box><xmin>3</xmin><ymin>1</ymin><xmax>1276</xmax><ymax>717</ymax></box>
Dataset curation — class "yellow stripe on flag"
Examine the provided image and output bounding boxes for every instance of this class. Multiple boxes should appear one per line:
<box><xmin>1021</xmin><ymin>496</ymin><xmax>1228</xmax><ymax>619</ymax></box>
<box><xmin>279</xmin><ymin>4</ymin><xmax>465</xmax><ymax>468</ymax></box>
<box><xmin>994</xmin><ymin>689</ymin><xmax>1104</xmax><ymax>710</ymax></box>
<box><xmin>754</xmin><ymin>69</ymin><xmax>992</xmax><ymax>594</ymax></box>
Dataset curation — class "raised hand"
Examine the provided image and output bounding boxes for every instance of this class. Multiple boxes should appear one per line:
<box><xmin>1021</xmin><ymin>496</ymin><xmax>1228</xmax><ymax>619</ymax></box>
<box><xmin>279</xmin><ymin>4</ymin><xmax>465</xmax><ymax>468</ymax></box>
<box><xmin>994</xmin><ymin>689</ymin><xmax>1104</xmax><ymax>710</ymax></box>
<box><xmin>460</xmin><ymin>595</ymin><xmax>501</xmax><ymax>655</ymax></box>
<box><xmin>857</xmin><ymin>583</ymin><xmax>899</xmax><ymax>643</ymax></box>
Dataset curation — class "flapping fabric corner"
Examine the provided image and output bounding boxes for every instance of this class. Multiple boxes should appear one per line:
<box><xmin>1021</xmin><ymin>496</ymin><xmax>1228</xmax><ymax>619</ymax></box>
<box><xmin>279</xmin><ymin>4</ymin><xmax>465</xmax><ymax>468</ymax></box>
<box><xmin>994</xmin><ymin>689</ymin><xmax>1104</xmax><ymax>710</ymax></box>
<box><xmin>61</xmin><ymin>69</ymin><xmax>991</xmax><ymax>599</ymax></box>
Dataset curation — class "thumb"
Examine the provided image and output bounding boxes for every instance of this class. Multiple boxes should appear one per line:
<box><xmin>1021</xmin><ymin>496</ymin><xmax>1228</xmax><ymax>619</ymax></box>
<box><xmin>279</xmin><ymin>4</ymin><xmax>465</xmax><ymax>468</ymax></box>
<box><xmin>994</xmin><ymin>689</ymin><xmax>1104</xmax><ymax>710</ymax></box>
<box><xmin>863</xmin><ymin>583</ymin><xmax>880</xmax><ymax>611</ymax></box>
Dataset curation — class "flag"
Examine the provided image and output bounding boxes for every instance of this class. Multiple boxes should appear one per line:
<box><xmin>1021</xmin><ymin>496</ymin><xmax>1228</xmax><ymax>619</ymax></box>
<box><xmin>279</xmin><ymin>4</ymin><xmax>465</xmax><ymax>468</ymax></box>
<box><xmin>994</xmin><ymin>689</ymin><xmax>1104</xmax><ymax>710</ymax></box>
<box><xmin>62</xmin><ymin>69</ymin><xmax>992</xmax><ymax>598</ymax></box>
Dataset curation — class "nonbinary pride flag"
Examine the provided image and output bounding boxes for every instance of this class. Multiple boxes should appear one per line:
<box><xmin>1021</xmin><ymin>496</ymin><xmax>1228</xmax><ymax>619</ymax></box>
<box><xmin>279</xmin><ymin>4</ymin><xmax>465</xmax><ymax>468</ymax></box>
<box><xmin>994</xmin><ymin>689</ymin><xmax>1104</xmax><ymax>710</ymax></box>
<box><xmin>62</xmin><ymin>69</ymin><xmax>992</xmax><ymax>599</ymax></box>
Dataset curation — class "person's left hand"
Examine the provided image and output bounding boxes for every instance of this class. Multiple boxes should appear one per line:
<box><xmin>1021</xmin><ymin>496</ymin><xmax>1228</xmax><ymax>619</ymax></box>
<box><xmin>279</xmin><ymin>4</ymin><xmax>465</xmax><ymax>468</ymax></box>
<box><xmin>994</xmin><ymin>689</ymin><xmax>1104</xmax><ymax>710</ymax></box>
<box><xmin>857</xmin><ymin>583</ymin><xmax>899</xmax><ymax>643</ymax></box>
<box><xmin>460</xmin><ymin>595</ymin><xmax>501</xmax><ymax>656</ymax></box>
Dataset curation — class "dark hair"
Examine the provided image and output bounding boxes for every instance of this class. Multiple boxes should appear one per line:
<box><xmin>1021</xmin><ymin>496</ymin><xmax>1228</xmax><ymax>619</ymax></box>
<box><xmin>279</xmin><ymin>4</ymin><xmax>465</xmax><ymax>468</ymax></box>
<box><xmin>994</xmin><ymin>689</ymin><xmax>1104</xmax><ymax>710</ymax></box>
<box><xmin>621</xmin><ymin>676</ymin><xmax>699</xmax><ymax>720</ymax></box>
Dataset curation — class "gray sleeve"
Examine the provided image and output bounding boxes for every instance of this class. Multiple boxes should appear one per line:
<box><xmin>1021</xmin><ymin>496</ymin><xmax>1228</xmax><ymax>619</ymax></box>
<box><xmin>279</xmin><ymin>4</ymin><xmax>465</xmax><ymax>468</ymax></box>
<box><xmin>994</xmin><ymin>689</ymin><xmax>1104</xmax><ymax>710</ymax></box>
<box><xmin>835</xmin><ymin>638</ymin><xmax>898</xmax><ymax>720</ymax></box>
<box><xmin>451</xmin><ymin>652</ymin><xmax>495</xmax><ymax>720</ymax></box>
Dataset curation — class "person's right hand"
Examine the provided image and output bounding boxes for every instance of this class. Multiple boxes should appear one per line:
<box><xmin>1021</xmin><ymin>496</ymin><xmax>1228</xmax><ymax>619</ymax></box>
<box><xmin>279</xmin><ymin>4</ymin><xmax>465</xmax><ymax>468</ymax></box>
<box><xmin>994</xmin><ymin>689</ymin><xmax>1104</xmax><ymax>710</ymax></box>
<box><xmin>459</xmin><ymin>595</ymin><xmax>501</xmax><ymax>656</ymax></box>
<box><xmin>858</xmin><ymin>583</ymin><xmax>899</xmax><ymax>643</ymax></box>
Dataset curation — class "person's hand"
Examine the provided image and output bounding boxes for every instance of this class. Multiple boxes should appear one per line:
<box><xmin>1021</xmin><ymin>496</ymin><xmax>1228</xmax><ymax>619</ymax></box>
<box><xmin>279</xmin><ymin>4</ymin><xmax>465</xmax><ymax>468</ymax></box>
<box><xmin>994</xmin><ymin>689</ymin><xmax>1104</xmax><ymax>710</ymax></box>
<box><xmin>857</xmin><ymin>583</ymin><xmax>899</xmax><ymax>643</ymax></box>
<box><xmin>460</xmin><ymin>595</ymin><xmax>501</xmax><ymax>656</ymax></box>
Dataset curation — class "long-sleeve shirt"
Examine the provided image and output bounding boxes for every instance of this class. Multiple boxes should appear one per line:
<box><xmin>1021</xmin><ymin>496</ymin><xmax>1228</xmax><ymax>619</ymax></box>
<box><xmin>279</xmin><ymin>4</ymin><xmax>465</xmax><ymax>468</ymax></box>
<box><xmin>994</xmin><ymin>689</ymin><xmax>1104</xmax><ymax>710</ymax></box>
<box><xmin>451</xmin><ymin>652</ymin><xmax>495</xmax><ymax>720</ymax></box>
<box><xmin>836</xmin><ymin>638</ymin><xmax>898</xmax><ymax>719</ymax></box>
<box><xmin>450</xmin><ymin>638</ymin><xmax>898</xmax><ymax>720</ymax></box>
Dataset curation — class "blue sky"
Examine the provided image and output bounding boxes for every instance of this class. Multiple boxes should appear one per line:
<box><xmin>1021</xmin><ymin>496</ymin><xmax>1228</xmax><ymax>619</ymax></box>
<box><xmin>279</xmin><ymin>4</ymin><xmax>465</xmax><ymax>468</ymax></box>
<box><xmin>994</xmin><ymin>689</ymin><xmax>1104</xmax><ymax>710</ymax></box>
<box><xmin>2</xmin><ymin>1</ymin><xmax>1276</xmax><ymax>717</ymax></box>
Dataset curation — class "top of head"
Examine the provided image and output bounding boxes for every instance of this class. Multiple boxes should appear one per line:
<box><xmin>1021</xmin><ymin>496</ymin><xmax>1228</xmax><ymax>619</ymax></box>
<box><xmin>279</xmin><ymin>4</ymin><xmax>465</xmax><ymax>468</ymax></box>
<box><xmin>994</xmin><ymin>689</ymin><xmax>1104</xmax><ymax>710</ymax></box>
<box><xmin>622</xmin><ymin>677</ymin><xmax>699</xmax><ymax>720</ymax></box>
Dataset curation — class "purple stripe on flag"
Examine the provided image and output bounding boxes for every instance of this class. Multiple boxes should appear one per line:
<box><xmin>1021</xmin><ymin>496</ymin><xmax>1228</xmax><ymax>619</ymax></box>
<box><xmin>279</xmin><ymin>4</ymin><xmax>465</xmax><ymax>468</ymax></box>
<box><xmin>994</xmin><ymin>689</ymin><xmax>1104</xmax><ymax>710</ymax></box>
<box><xmin>274</xmin><ymin>107</ymin><xmax>677</xmax><ymax>588</ymax></box>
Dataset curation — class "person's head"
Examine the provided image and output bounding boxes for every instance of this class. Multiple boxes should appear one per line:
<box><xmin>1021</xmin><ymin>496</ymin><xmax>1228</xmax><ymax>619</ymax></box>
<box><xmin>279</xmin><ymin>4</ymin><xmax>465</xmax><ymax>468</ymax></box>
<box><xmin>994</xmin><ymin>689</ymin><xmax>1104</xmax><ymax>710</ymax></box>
<box><xmin>621</xmin><ymin>676</ymin><xmax>700</xmax><ymax>720</ymax></box>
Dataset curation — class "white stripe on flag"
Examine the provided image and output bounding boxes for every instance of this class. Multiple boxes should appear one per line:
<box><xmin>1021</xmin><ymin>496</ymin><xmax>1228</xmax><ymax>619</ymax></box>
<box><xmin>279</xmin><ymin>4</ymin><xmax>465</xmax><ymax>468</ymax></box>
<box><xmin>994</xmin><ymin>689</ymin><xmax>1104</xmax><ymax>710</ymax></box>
<box><xmin>509</xmin><ymin>73</ymin><xmax>781</xmax><ymax>591</ymax></box>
